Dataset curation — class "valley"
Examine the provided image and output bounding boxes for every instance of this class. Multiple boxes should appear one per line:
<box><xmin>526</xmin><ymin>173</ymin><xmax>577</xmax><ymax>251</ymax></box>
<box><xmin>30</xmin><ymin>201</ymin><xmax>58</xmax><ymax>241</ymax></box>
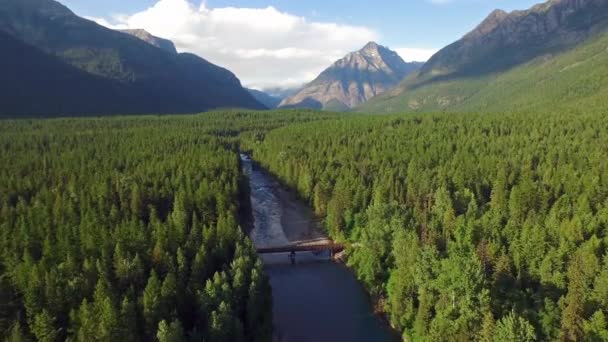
<box><xmin>241</xmin><ymin>156</ymin><xmax>395</xmax><ymax>341</ymax></box>
<box><xmin>2</xmin><ymin>0</ymin><xmax>608</xmax><ymax>340</ymax></box>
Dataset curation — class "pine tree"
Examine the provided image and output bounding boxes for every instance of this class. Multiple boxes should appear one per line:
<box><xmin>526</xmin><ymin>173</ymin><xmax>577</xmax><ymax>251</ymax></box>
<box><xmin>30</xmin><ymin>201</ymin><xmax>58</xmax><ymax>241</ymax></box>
<box><xmin>6</xmin><ymin>321</ymin><xmax>29</xmax><ymax>342</ymax></box>
<box><xmin>156</xmin><ymin>319</ymin><xmax>185</xmax><ymax>342</ymax></box>
<box><xmin>31</xmin><ymin>310</ymin><xmax>58</xmax><ymax>342</ymax></box>
<box><xmin>161</xmin><ymin>272</ymin><xmax>178</xmax><ymax>319</ymax></box>
<box><xmin>494</xmin><ymin>312</ymin><xmax>536</xmax><ymax>342</ymax></box>
<box><xmin>119</xmin><ymin>296</ymin><xmax>137</xmax><ymax>341</ymax></box>
<box><xmin>560</xmin><ymin>256</ymin><xmax>586</xmax><ymax>341</ymax></box>
<box><xmin>143</xmin><ymin>271</ymin><xmax>163</xmax><ymax>335</ymax></box>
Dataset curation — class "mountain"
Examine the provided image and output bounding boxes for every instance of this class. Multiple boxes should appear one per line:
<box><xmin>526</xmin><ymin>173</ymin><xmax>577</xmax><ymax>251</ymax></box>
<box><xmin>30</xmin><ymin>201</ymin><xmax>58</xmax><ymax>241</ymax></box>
<box><xmin>263</xmin><ymin>87</ymin><xmax>301</xmax><ymax>100</ymax></box>
<box><xmin>0</xmin><ymin>0</ymin><xmax>264</xmax><ymax>117</ymax></box>
<box><xmin>361</xmin><ymin>0</ymin><xmax>608</xmax><ymax>113</ymax></box>
<box><xmin>247</xmin><ymin>88</ymin><xmax>282</xmax><ymax>109</ymax></box>
<box><xmin>0</xmin><ymin>30</ymin><xmax>144</xmax><ymax>117</ymax></box>
<box><xmin>121</xmin><ymin>29</ymin><xmax>178</xmax><ymax>54</ymax></box>
<box><xmin>279</xmin><ymin>42</ymin><xmax>422</xmax><ymax>110</ymax></box>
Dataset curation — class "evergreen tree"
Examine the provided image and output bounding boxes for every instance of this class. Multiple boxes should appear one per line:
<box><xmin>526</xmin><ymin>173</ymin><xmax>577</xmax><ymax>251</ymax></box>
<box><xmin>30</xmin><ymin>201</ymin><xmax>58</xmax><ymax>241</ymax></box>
<box><xmin>31</xmin><ymin>310</ymin><xmax>58</xmax><ymax>342</ymax></box>
<box><xmin>494</xmin><ymin>312</ymin><xmax>536</xmax><ymax>342</ymax></box>
<box><xmin>143</xmin><ymin>271</ymin><xmax>163</xmax><ymax>335</ymax></box>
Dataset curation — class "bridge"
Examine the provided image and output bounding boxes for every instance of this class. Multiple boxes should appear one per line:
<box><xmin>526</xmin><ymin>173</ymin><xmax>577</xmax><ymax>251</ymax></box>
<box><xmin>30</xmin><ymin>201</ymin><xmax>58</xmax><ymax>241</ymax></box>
<box><xmin>256</xmin><ymin>242</ymin><xmax>345</xmax><ymax>256</ymax></box>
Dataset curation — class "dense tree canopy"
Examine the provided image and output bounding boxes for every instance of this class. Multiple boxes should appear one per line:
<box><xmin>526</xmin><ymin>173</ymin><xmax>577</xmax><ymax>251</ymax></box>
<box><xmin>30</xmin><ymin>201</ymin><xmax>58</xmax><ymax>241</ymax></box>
<box><xmin>247</xmin><ymin>110</ymin><xmax>608</xmax><ymax>341</ymax></box>
<box><xmin>3</xmin><ymin>108</ymin><xmax>607</xmax><ymax>341</ymax></box>
<box><xmin>0</xmin><ymin>111</ymin><xmax>335</xmax><ymax>341</ymax></box>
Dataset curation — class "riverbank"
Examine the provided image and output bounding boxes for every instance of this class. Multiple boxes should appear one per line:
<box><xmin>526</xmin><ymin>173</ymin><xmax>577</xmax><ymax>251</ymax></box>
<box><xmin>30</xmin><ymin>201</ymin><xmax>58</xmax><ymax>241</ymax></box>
<box><xmin>241</xmin><ymin>154</ymin><xmax>397</xmax><ymax>341</ymax></box>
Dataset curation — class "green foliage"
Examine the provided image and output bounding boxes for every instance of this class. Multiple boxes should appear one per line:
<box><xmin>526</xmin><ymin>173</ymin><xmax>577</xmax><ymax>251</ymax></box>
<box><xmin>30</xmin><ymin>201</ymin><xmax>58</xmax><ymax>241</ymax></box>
<box><xmin>0</xmin><ymin>111</ymin><xmax>321</xmax><ymax>340</ymax></box>
<box><xmin>3</xmin><ymin>107</ymin><xmax>607</xmax><ymax>341</ymax></box>
<box><xmin>6</xmin><ymin>321</ymin><xmax>30</xmax><ymax>342</ymax></box>
<box><xmin>249</xmin><ymin>110</ymin><xmax>608</xmax><ymax>341</ymax></box>
<box><xmin>30</xmin><ymin>310</ymin><xmax>57</xmax><ymax>342</ymax></box>
<box><xmin>156</xmin><ymin>319</ymin><xmax>185</xmax><ymax>342</ymax></box>
<box><xmin>494</xmin><ymin>312</ymin><xmax>536</xmax><ymax>342</ymax></box>
<box><xmin>361</xmin><ymin>31</ymin><xmax>608</xmax><ymax>114</ymax></box>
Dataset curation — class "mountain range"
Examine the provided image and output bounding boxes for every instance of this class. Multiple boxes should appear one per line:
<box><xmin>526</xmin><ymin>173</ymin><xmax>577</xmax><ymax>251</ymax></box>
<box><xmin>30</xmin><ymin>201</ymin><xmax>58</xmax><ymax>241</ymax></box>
<box><xmin>0</xmin><ymin>0</ymin><xmax>264</xmax><ymax>117</ymax></box>
<box><xmin>279</xmin><ymin>42</ymin><xmax>422</xmax><ymax>111</ymax></box>
<box><xmin>361</xmin><ymin>0</ymin><xmax>608</xmax><ymax>113</ymax></box>
<box><xmin>246</xmin><ymin>88</ymin><xmax>283</xmax><ymax>109</ymax></box>
<box><xmin>2</xmin><ymin>0</ymin><xmax>608</xmax><ymax>117</ymax></box>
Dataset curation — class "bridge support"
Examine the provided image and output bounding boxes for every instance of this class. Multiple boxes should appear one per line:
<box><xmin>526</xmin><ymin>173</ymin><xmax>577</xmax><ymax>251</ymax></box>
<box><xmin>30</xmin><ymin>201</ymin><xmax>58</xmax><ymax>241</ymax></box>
<box><xmin>257</xmin><ymin>243</ymin><xmax>345</xmax><ymax>255</ymax></box>
<box><xmin>289</xmin><ymin>251</ymin><xmax>296</xmax><ymax>265</ymax></box>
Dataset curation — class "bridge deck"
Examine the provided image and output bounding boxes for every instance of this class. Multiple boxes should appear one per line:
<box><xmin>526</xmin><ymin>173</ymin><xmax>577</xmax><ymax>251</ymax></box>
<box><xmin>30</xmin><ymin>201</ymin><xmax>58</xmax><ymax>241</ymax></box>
<box><xmin>256</xmin><ymin>243</ymin><xmax>345</xmax><ymax>254</ymax></box>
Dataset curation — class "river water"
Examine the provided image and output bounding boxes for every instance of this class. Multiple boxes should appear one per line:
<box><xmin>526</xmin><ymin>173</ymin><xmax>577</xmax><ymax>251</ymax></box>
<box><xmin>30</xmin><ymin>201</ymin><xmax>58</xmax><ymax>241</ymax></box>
<box><xmin>241</xmin><ymin>155</ymin><xmax>395</xmax><ymax>342</ymax></box>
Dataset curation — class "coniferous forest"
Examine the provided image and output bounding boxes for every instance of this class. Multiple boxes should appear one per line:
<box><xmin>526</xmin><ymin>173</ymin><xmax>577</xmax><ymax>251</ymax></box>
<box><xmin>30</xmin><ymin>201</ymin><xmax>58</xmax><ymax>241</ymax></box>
<box><xmin>2</xmin><ymin>109</ymin><xmax>608</xmax><ymax>341</ymax></box>
<box><xmin>0</xmin><ymin>111</ymin><xmax>332</xmax><ymax>341</ymax></box>
<box><xmin>245</xmin><ymin>110</ymin><xmax>608</xmax><ymax>341</ymax></box>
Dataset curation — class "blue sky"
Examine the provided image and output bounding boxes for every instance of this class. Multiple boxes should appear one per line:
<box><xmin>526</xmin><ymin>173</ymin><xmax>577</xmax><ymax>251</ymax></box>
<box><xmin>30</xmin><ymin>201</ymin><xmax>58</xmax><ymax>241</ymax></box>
<box><xmin>60</xmin><ymin>0</ymin><xmax>544</xmax><ymax>88</ymax></box>
<box><xmin>63</xmin><ymin>0</ymin><xmax>541</xmax><ymax>48</ymax></box>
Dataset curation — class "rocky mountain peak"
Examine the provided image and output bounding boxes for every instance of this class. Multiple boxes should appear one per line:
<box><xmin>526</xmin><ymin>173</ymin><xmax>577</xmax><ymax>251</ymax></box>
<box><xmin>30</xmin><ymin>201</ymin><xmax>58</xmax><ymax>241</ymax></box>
<box><xmin>361</xmin><ymin>41</ymin><xmax>382</xmax><ymax>53</ymax></box>
<box><xmin>279</xmin><ymin>42</ymin><xmax>422</xmax><ymax>110</ymax></box>
<box><xmin>121</xmin><ymin>29</ymin><xmax>178</xmax><ymax>54</ymax></box>
<box><xmin>419</xmin><ymin>0</ymin><xmax>608</xmax><ymax>78</ymax></box>
<box><xmin>358</xmin><ymin>42</ymin><xmax>398</xmax><ymax>60</ymax></box>
<box><xmin>465</xmin><ymin>0</ymin><xmax>607</xmax><ymax>42</ymax></box>
<box><xmin>465</xmin><ymin>9</ymin><xmax>509</xmax><ymax>39</ymax></box>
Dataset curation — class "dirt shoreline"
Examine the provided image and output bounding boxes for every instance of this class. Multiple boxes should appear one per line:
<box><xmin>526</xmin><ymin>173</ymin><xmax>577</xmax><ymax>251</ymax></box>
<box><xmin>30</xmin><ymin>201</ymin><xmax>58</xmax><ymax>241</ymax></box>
<box><xmin>243</xmin><ymin>156</ymin><xmax>400</xmax><ymax>341</ymax></box>
<box><xmin>250</xmin><ymin>160</ymin><xmax>330</xmax><ymax>245</ymax></box>
<box><xmin>275</xmin><ymin>186</ymin><xmax>331</xmax><ymax>244</ymax></box>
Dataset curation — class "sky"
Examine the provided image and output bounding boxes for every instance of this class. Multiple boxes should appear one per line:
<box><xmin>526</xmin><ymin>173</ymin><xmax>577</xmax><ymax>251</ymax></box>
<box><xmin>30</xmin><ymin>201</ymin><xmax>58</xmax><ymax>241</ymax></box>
<box><xmin>59</xmin><ymin>0</ymin><xmax>542</xmax><ymax>89</ymax></box>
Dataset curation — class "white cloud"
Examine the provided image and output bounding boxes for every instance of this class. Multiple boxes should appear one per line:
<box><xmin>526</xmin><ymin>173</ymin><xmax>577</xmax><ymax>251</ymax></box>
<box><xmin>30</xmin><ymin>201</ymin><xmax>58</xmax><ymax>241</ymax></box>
<box><xmin>93</xmin><ymin>0</ymin><xmax>379</xmax><ymax>89</ymax></box>
<box><xmin>394</xmin><ymin>48</ymin><xmax>439</xmax><ymax>62</ymax></box>
<box><xmin>86</xmin><ymin>16</ymin><xmax>128</xmax><ymax>30</ymax></box>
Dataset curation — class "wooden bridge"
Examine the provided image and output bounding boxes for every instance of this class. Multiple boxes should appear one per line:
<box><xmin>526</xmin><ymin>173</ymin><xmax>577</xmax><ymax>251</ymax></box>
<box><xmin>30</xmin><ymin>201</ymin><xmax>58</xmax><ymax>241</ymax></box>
<box><xmin>256</xmin><ymin>242</ymin><xmax>345</xmax><ymax>256</ymax></box>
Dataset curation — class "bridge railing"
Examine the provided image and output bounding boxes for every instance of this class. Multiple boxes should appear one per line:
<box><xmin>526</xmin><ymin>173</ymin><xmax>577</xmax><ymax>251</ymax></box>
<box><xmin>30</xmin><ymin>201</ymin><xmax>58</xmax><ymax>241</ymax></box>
<box><xmin>256</xmin><ymin>242</ymin><xmax>345</xmax><ymax>254</ymax></box>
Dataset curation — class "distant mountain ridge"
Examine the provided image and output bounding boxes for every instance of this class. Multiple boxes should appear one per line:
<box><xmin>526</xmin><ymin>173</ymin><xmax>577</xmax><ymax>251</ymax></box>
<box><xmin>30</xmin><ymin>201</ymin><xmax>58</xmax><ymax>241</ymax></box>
<box><xmin>418</xmin><ymin>0</ymin><xmax>608</xmax><ymax>79</ymax></box>
<box><xmin>361</xmin><ymin>0</ymin><xmax>608</xmax><ymax>113</ymax></box>
<box><xmin>121</xmin><ymin>29</ymin><xmax>178</xmax><ymax>54</ymax></box>
<box><xmin>246</xmin><ymin>89</ymin><xmax>283</xmax><ymax>109</ymax></box>
<box><xmin>0</xmin><ymin>0</ymin><xmax>264</xmax><ymax>117</ymax></box>
<box><xmin>280</xmin><ymin>42</ymin><xmax>422</xmax><ymax>110</ymax></box>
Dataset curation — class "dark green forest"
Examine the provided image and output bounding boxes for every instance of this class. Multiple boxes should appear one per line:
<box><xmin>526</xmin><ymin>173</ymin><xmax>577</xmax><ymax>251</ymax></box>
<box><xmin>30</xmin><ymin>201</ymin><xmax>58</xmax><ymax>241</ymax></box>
<box><xmin>245</xmin><ymin>110</ymin><xmax>608</xmax><ymax>341</ymax></box>
<box><xmin>0</xmin><ymin>111</ymin><xmax>336</xmax><ymax>341</ymax></box>
<box><xmin>2</xmin><ymin>109</ymin><xmax>608</xmax><ymax>341</ymax></box>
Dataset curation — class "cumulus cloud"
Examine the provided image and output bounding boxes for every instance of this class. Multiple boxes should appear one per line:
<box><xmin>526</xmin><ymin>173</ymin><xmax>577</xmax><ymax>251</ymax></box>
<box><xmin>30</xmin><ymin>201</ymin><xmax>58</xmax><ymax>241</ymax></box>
<box><xmin>93</xmin><ymin>0</ymin><xmax>379</xmax><ymax>89</ymax></box>
<box><xmin>394</xmin><ymin>48</ymin><xmax>439</xmax><ymax>62</ymax></box>
<box><xmin>86</xmin><ymin>16</ymin><xmax>128</xmax><ymax>30</ymax></box>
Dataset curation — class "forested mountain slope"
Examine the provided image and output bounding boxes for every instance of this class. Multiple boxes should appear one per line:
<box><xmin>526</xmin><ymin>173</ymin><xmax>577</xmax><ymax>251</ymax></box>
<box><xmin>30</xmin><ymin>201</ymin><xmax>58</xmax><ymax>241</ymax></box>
<box><xmin>0</xmin><ymin>0</ymin><xmax>264</xmax><ymax>117</ymax></box>
<box><xmin>0</xmin><ymin>31</ymin><xmax>140</xmax><ymax>117</ymax></box>
<box><xmin>361</xmin><ymin>0</ymin><xmax>608</xmax><ymax>113</ymax></box>
<box><xmin>247</xmin><ymin>110</ymin><xmax>608</xmax><ymax>341</ymax></box>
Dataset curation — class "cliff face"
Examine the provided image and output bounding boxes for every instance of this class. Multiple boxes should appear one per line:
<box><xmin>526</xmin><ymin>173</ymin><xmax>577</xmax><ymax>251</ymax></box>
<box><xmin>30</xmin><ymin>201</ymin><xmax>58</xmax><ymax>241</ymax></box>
<box><xmin>419</xmin><ymin>0</ymin><xmax>608</xmax><ymax>78</ymax></box>
<box><xmin>280</xmin><ymin>42</ymin><xmax>422</xmax><ymax>110</ymax></box>
<box><xmin>121</xmin><ymin>29</ymin><xmax>178</xmax><ymax>54</ymax></box>
<box><xmin>360</xmin><ymin>0</ymin><xmax>608</xmax><ymax>114</ymax></box>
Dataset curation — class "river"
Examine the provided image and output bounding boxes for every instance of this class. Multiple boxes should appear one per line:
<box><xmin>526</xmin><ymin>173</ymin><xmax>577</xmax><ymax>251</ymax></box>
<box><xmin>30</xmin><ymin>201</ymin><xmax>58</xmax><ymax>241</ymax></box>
<box><xmin>241</xmin><ymin>154</ymin><xmax>396</xmax><ymax>342</ymax></box>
